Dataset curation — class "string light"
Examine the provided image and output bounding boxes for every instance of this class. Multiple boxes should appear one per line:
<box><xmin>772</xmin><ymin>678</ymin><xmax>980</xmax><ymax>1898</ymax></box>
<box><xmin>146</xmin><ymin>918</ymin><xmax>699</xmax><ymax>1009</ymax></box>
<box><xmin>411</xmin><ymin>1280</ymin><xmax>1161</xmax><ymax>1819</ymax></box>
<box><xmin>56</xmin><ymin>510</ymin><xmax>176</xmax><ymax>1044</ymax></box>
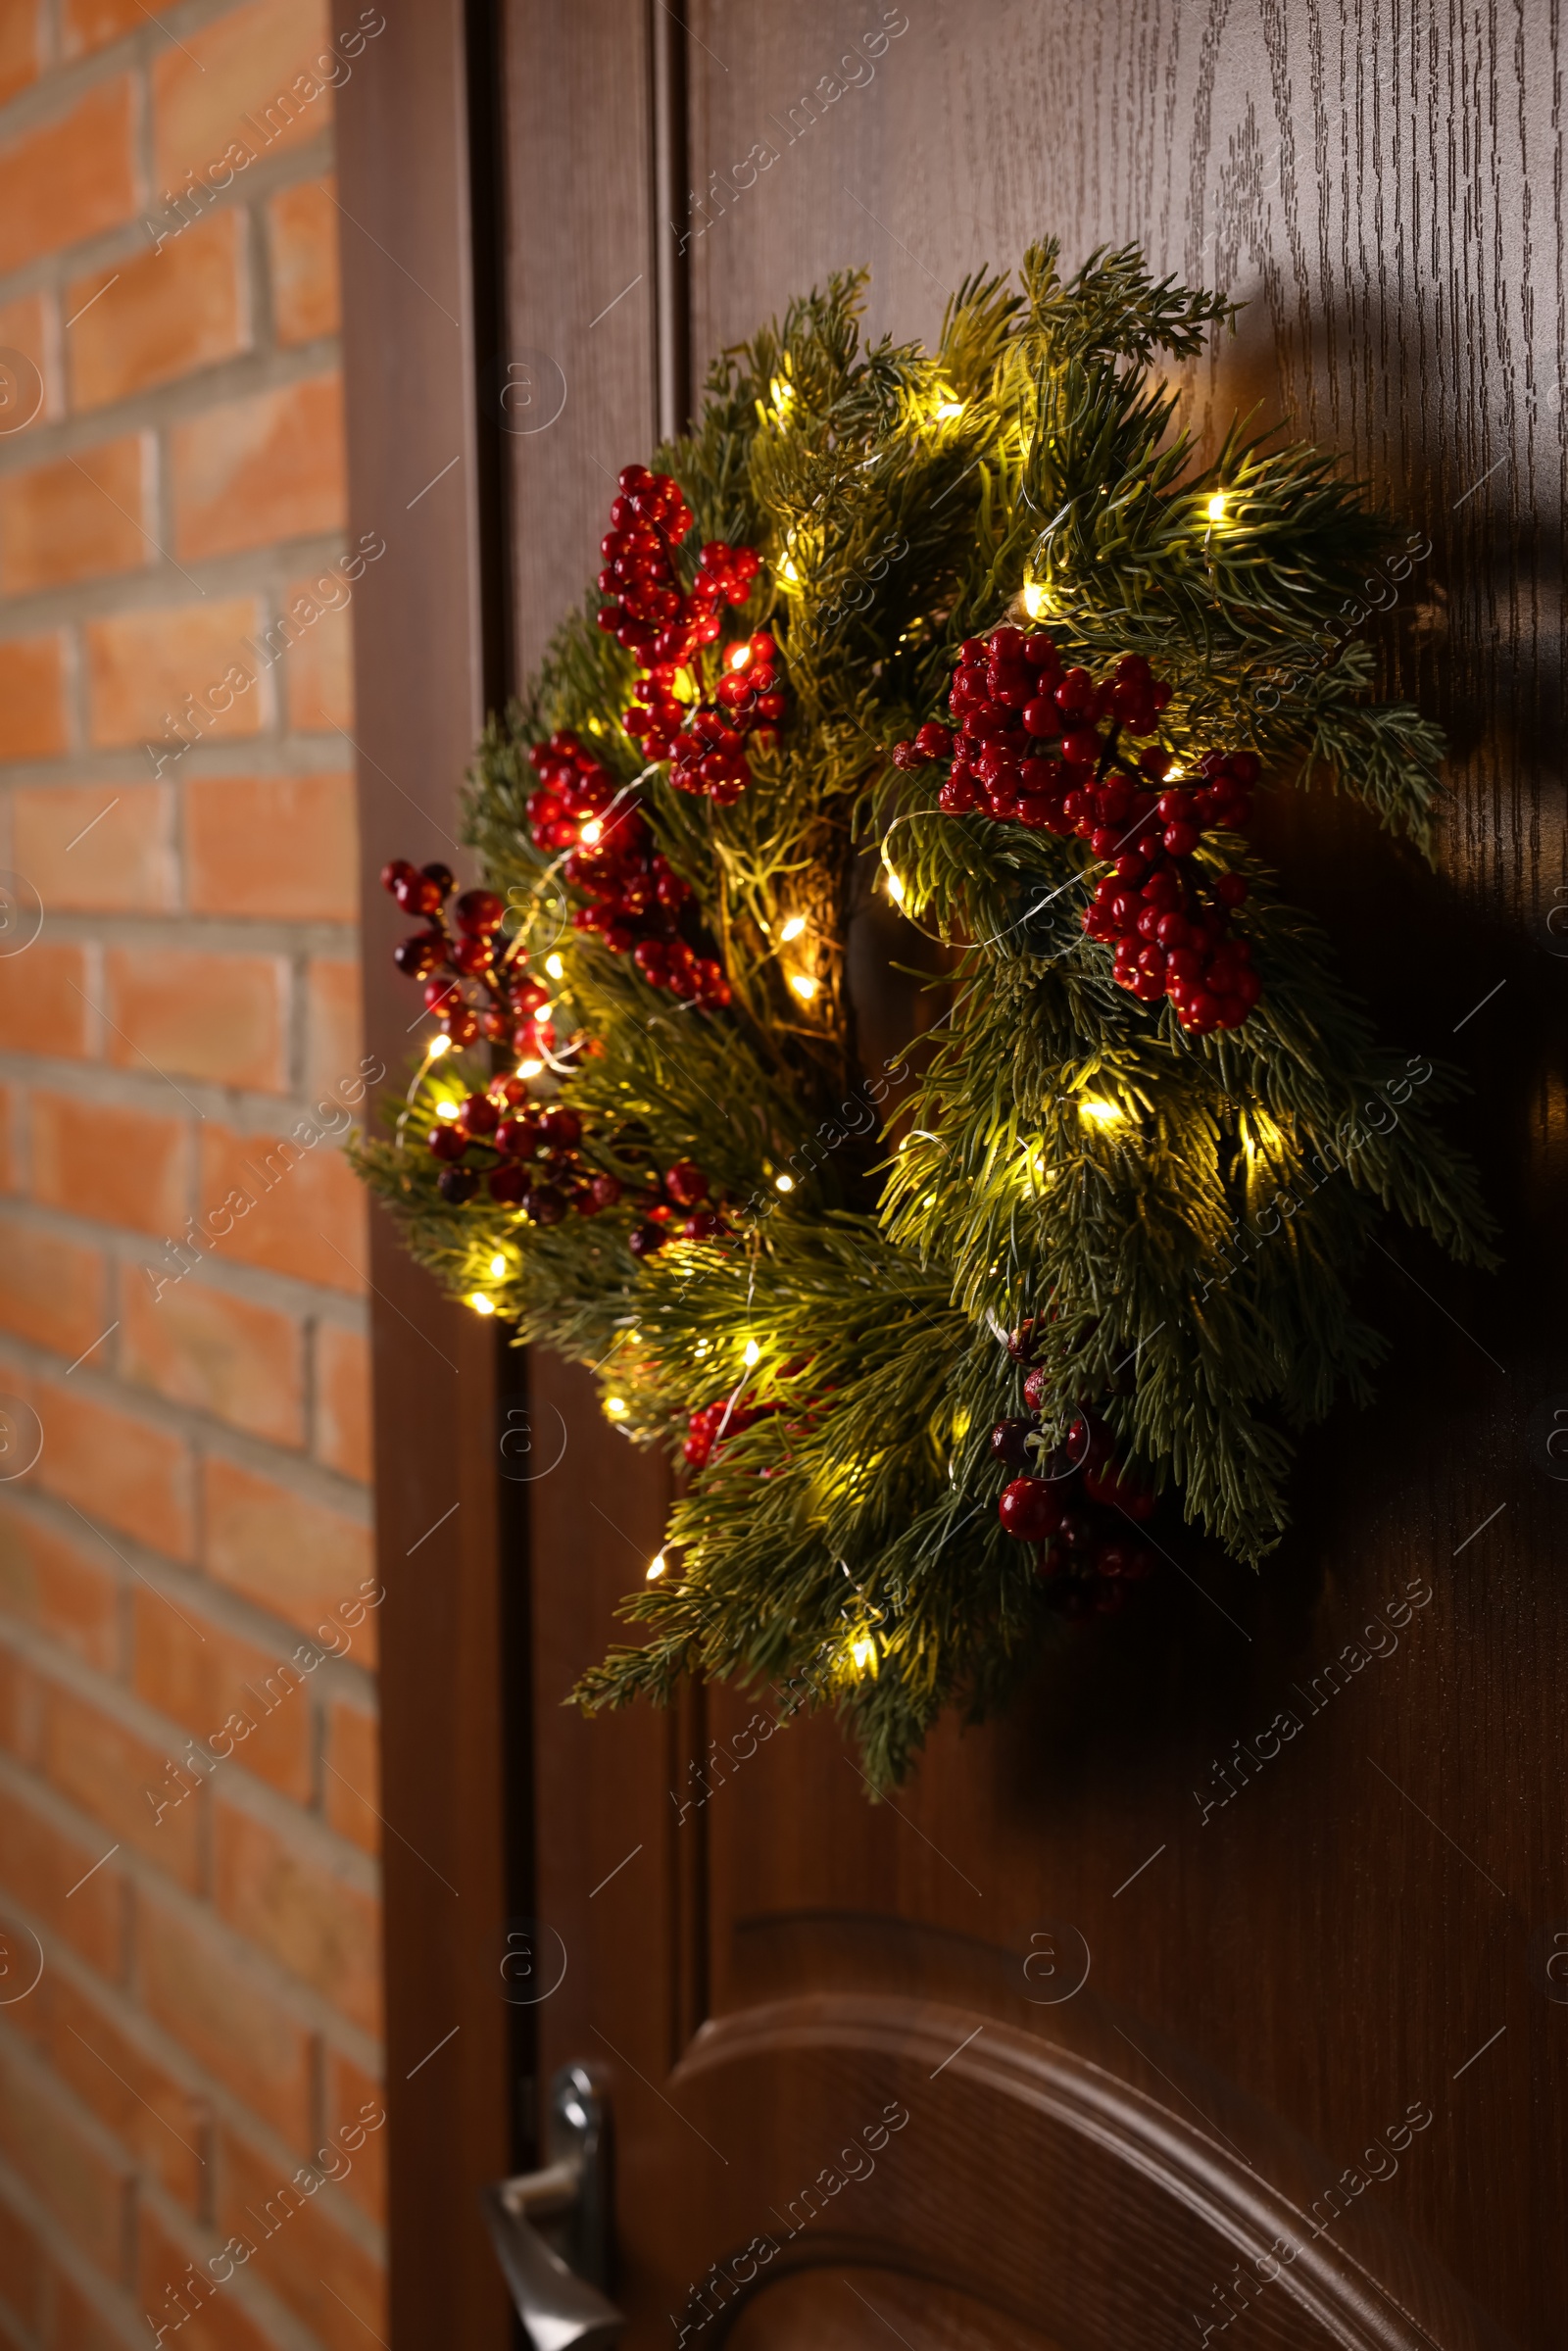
<box><xmin>1022</xmin><ymin>581</ymin><xmax>1052</xmax><ymax>620</ymax></box>
<box><xmin>1079</xmin><ymin>1099</ymin><xmax>1123</xmax><ymax>1126</ymax></box>
<box><xmin>769</xmin><ymin>375</ymin><xmax>794</xmax><ymax>414</ymax></box>
<box><xmin>517</xmin><ymin>1056</ymin><xmax>544</xmax><ymax>1078</ymax></box>
<box><xmin>780</xmin><ymin>557</ymin><xmax>800</xmax><ymax>583</ymax></box>
<box><xmin>580</xmin><ymin>818</ymin><xmax>603</xmax><ymax>845</ymax></box>
<box><xmin>743</xmin><ymin>1339</ymin><xmax>760</xmax><ymax>1366</ymax></box>
<box><xmin>850</xmin><ymin>1635</ymin><xmax>878</xmax><ymax>1673</ymax></box>
<box><xmin>1205</xmin><ymin>490</ymin><xmax>1228</xmax><ymax>523</ymax></box>
<box><xmin>885</xmin><ymin>869</ymin><xmax>906</xmax><ymax>905</ymax></box>
<box><xmin>774</xmin><ymin>1173</ymin><xmax>795</xmax><ymax>1193</ymax></box>
<box><xmin>468</xmin><ymin>1294</ymin><xmax>496</xmax><ymax>1316</ymax></box>
<box><xmin>435</xmin><ymin>1100</ymin><xmax>460</xmax><ymax>1121</ymax></box>
<box><xmin>427</xmin><ymin>1033</ymin><xmax>453</xmax><ymax>1057</ymax></box>
<box><xmin>489</xmin><ymin>1252</ymin><xmax>507</xmax><ymax>1277</ymax></box>
<box><xmin>647</xmin><ymin>1552</ymin><xmax>667</xmax><ymax>1580</ymax></box>
<box><xmin>779</xmin><ymin>914</ymin><xmax>807</xmax><ymax>941</ymax></box>
<box><xmin>728</xmin><ymin>643</ymin><xmax>752</xmax><ymax>670</ymax></box>
<box><xmin>934</xmin><ymin>399</ymin><xmax>964</xmax><ymax>419</ymax></box>
<box><xmin>606</xmin><ymin>1396</ymin><xmax>628</xmax><ymax>1418</ymax></box>
<box><xmin>789</xmin><ymin>973</ymin><xmax>818</xmax><ymax>1001</ymax></box>
<box><xmin>545</xmin><ymin>953</ymin><xmax>564</xmax><ymax>978</ymax></box>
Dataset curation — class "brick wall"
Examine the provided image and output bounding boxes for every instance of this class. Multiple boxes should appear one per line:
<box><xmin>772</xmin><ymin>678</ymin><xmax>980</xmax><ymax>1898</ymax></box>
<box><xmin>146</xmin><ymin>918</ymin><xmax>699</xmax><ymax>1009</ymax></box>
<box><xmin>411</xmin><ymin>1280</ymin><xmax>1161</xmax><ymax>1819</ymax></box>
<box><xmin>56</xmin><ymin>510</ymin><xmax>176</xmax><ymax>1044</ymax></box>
<box><xmin>0</xmin><ymin>3</ymin><xmax>385</xmax><ymax>2346</ymax></box>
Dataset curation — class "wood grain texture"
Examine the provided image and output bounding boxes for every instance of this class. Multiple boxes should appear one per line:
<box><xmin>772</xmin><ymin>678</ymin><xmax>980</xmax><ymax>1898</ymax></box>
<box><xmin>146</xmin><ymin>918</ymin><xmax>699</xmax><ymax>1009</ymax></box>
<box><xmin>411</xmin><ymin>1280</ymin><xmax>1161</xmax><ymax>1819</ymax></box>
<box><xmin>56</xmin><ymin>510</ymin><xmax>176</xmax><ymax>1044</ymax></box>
<box><xmin>494</xmin><ymin>5</ymin><xmax>1566</xmax><ymax>2345</ymax></box>
<box><xmin>333</xmin><ymin>3</ymin><xmax>514</xmax><ymax>2343</ymax></box>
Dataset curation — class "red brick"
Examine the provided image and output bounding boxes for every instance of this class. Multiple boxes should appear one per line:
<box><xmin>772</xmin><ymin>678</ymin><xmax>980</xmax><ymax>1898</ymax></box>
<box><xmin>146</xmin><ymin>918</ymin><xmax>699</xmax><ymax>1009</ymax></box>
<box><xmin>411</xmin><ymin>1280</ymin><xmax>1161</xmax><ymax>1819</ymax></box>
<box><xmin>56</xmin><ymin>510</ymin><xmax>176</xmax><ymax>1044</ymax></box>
<box><xmin>172</xmin><ymin>377</ymin><xmax>344</xmax><ymax>563</ymax></box>
<box><xmin>0</xmin><ymin>636</ymin><xmax>69</xmax><ymax>762</ymax></box>
<box><xmin>133</xmin><ymin>2207</ymin><xmax>276</xmax><ymax>2351</ymax></box>
<box><xmin>30</xmin><ymin>1093</ymin><xmax>187</xmax><ymax>1238</ymax></box>
<box><xmin>202</xmin><ymin>1459</ymin><xmax>372</xmax><ymax>1651</ymax></box>
<box><xmin>215</xmin><ymin>2120</ymin><xmax>386</xmax><ymax>2350</ymax></box>
<box><xmin>0</xmin><ymin>2043</ymin><xmax>129</xmax><ymax>2275</ymax></box>
<box><xmin>121</xmin><ymin>1276</ymin><xmax>302</xmax><ymax>1449</ymax></box>
<box><xmin>320</xmin><ymin>1699</ymin><xmax>376</xmax><ymax>1856</ymax></box>
<box><xmin>43</xmin><ymin>2262</ymin><xmax>134</xmax><ymax>2351</ymax></box>
<box><xmin>47</xmin><ymin>1974</ymin><xmax>209</xmax><ymax>2209</ymax></box>
<box><xmin>306</xmin><ymin>959</ymin><xmax>362</xmax><ymax>1098</ymax></box>
<box><xmin>267</xmin><ymin>176</ymin><xmax>340</xmax><ymax>345</ymax></box>
<box><xmin>186</xmin><ymin>773</ymin><xmax>356</xmax><ymax>919</ymax></box>
<box><xmin>0</xmin><ymin>1210</ymin><xmax>105</xmax><ymax>1357</ymax></box>
<box><xmin>0</xmin><ymin>1645</ymin><xmax>45</xmax><ymax>1767</ymax></box>
<box><xmin>10</xmin><ymin>783</ymin><xmax>175</xmax><ymax>912</ymax></box>
<box><xmin>0</xmin><ymin>294</ymin><xmax>57</xmax><ymax>442</ymax></box>
<box><xmin>63</xmin><ymin>0</ymin><xmax>149</xmax><ymax>60</ymax></box>
<box><xmin>137</xmin><ymin>1896</ymin><xmax>312</xmax><ymax>2148</ymax></box>
<box><xmin>0</xmin><ymin>2197</ymin><xmax>40</xmax><ymax>2336</ymax></box>
<box><xmin>281</xmin><ymin>564</ymin><xmax>353</xmax><ymax>731</ymax></box>
<box><xmin>32</xmin><ymin>1380</ymin><xmax>195</xmax><ymax>1562</ymax></box>
<box><xmin>196</xmin><ymin>1122</ymin><xmax>368</xmax><ymax>1293</ymax></box>
<box><xmin>85</xmin><ymin>599</ymin><xmax>267</xmax><ymax>752</ymax></box>
<box><xmin>104</xmin><ymin>947</ymin><xmax>288</xmax><ymax>1092</ymax></box>
<box><xmin>0</xmin><ymin>1787</ymin><xmax>124</xmax><ymax>1977</ymax></box>
<box><xmin>0</xmin><ymin>79</ymin><xmax>136</xmax><ymax>277</ymax></box>
<box><xmin>152</xmin><ymin>0</ymin><xmax>335</xmax><ymax>189</ymax></box>
<box><xmin>0</xmin><ymin>434</ymin><xmax>149</xmax><ymax>597</ymax></box>
<box><xmin>322</xmin><ymin>2050</ymin><xmax>385</xmax><ymax>2226</ymax></box>
<box><xmin>0</xmin><ymin>942</ymin><xmax>91</xmax><ymax>1059</ymax></box>
<box><xmin>131</xmin><ymin>1589</ymin><xmax>314</xmax><ymax>1806</ymax></box>
<box><xmin>314</xmin><ymin>1323</ymin><xmax>368</xmax><ymax>1483</ymax></box>
<box><xmin>0</xmin><ymin>1508</ymin><xmax>119</xmax><ymax>1673</ymax></box>
<box><xmin>41</xmin><ymin>1681</ymin><xmax>203</xmax><ymax>1890</ymax></box>
<box><xmin>0</xmin><ymin>4</ymin><xmax>39</xmax><ymax>107</ymax></box>
<box><xmin>68</xmin><ymin>212</ymin><xmax>249</xmax><ymax>413</ymax></box>
<box><xmin>213</xmin><ymin>1800</ymin><xmax>378</xmax><ymax>2033</ymax></box>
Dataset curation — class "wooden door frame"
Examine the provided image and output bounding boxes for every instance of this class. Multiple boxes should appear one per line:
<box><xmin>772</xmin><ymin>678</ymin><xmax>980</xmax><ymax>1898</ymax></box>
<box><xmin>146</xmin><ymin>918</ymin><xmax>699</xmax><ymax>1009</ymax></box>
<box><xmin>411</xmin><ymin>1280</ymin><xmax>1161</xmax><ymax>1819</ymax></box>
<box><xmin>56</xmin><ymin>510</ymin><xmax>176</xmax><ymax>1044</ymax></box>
<box><xmin>335</xmin><ymin>3</ymin><xmax>521</xmax><ymax>2342</ymax></box>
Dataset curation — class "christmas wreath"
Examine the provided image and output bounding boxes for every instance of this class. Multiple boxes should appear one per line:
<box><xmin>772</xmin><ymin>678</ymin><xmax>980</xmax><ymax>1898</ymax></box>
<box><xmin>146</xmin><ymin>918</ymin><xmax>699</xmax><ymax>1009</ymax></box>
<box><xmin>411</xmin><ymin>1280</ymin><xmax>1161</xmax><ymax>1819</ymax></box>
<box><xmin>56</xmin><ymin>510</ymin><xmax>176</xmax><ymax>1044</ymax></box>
<box><xmin>353</xmin><ymin>243</ymin><xmax>1494</xmax><ymax>1788</ymax></box>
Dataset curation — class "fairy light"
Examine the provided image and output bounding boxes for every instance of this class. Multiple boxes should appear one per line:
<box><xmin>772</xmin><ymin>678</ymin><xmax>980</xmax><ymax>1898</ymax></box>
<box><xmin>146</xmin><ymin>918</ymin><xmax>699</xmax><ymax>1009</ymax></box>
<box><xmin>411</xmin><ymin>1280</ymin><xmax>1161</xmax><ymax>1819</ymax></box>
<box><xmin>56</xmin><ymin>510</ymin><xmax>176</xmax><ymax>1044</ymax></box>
<box><xmin>580</xmin><ymin>818</ymin><xmax>604</xmax><ymax>845</ymax></box>
<box><xmin>489</xmin><ymin>1252</ymin><xmax>507</xmax><ymax>1278</ymax></box>
<box><xmin>769</xmin><ymin>374</ymin><xmax>795</xmax><ymax>414</ymax></box>
<box><xmin>886</xmin><ymin>869</ymin><xmax>906</xmax><ymax>905</ymax></box>
<box><xmin>1022</xmin><ymin>581</ymin><xmax>1052</xmax><ymax>620</ymax></box>
<box><xmin>743</xmin><ymin>1339</ymin><xmax>760</xmax><ymax>1367</ymax></box>
<box><xmin>545</xmin><ymin>953</ymin><xmax>564</xmax><ymax>978</ymax></box>
<box><xmin>427</xmin><ymin>1033</ymin><xmax>453</xmax><ymax>1057</ymax></box>
<box><xmin>779</xmin><ymin>914</ymin><xmax>807</xmax><ymax>941</ymax></box>
<box><xmin>1166</xmin><ymin>761</ymin><xmax>1185</xmax><ymax>781</ymax></box>
<box><xmin>647</xmin><ymin>1552</ymin><xmax>667</xmax><ymax>1581</ymax></box>
<box><xmin>606</xmin><ymin>1396</ymin><xmax>628</xmax><ymax>1418</ymax></box>
<box><xmin>781</xmin><ymin>557</ymin><xmax>800</xmax><ymax>584</ymax></box>
<box><xmin>728</xmin><ymin>643</ymin><xmax>752</xmax><ymax>671</ymax></box>
<box><xmin>850</xmin><ymin>1635</ymin><xmax>878</xmax><ymax>1673</ymax></box>
<box><xmin>934</xmin><ymin>399</ymin><xmax>964</xmax><ymax>419</ymax></box>
<box><xmin>435</xmin><ymin>1100</ymin><xmax>460</xmax><ymax>1121</ymax></box>
<box><xmin>1205</xmin><ymin>490</ymin><xmax>1228</xmax><ymax>523</ymax></box>
<box><xmin>774</xmin><ymin>1173</ymin><xmax>795</xmax><ymax>1193</ymax></box>
<box><xmin>789</xmin><ymin>973</ymin><xmax>819</xmax><ymax>1002</ymax></box>
<box><xmin>517</xmin><ymin>1056</ymin><xmax>544</xmax><ymax>1078</ymax></box>
<box><xmin>468</xmin><ymin>1294</ymin><xmax>496</xmax><ymax>1316</ymax></box>
<box><xmin>1079</xmin><ymin>1098</ymin><xmax>1123</xmax><ymax>1126</ymax></box>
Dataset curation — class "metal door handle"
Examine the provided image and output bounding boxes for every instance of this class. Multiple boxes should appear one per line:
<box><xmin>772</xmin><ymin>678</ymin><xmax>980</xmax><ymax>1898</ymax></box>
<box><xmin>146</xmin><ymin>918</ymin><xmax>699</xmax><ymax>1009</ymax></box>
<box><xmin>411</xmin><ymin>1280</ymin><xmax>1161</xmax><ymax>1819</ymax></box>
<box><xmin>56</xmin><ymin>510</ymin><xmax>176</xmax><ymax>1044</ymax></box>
<box><xmin>482</xmin><ymin>2064</ymin><xmax>625</xmax><ymax>2350</ymax></box>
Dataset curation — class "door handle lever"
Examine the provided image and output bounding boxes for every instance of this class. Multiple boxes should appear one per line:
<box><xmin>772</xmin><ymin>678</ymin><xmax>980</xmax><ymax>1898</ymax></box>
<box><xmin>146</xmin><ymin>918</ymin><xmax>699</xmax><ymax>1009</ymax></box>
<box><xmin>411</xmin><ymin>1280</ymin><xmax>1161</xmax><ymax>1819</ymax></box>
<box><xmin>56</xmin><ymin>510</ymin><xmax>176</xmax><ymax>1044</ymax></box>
<box><xmin>482</xmin><ymin>2064</ymin><xmax>625</xmax><ymax>2350</ymax></box>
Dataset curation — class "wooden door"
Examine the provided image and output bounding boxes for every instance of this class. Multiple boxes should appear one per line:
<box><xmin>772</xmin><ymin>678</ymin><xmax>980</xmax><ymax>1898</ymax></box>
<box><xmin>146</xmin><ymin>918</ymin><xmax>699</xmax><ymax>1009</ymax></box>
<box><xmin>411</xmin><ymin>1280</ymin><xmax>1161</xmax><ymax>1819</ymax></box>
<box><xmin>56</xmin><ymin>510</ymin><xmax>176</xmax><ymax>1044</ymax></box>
<box><xmin>479</xmin><ymin>3</ymin><xmax>1564</xmax><ymax>2345</ymax></box>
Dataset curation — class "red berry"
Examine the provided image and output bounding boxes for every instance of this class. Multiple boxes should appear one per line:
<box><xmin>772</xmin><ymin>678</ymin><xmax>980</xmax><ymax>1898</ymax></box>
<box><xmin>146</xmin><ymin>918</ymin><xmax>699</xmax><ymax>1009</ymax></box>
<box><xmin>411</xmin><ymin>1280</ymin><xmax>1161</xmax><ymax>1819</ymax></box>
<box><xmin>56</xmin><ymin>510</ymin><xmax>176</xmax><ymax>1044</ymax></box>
<box><xmin>444</xmin><ymin>1007</ymin><xmax>481</xmax><ymax>1048</ymax></box>
<box><xmin>990</xmin><ymin>1418</ymin><xmax>1035</xmax><ymax>1468</ymax></box>
<box><xmin>664</xmin><ymin>1158</ymin><xmax>708</xmax><ymax>1207</ymax></box>
<box><xmin>455</xmin><ymin>888</ymin><xmax>506</xmax><ymax>934</ymax></box>
<box><xmin>437</xmin><ymin>1167</ymin><xmax>479</xmax><ymax>1202</ymax></box>
<box><xmin>539</xmin><ymin>1105</ymin><xmax>582</xmax><ymax>1150</ymax></box>
<box><xmin>457</xmin><ymin>1092</ymin><xmax>499</xmax><ymax>1138</ymax></box>
<box><xmin>489</xmin><ymin>1164</ymin><xmax>528</xmax><ymax>1204</ymax></box>
<box><xmin>589</xmin><ymin>1172</ymin><xmax>622</xmax><ymax>1209</ymax></box>
<box><xmin>1213</xmin><ymin>871</ymin><xmax>1249</xmax><ymax>906</ymax></box>
<box><xmin>1022</xmin><ymin>1364</ymin><xmax>1050</xmax><ymax>1412</ymax></box>
<box><xmin>999</xmin><ymin>1478</ymin><xmax>1064</xmax><ymax>1542</ymax></box>
<box><xmin>381</xmin><ymin>858</ymin><xmax>417</xmax><ymax>895</ymax></box>
<box><xmin>1060</xmin><ymin>727</ymin><xmax>1102</xmax><ymax>769</ymax></box>
<box><xmin>421</xmin><ymin>862</ymin><xmax>455</xmax><ymax>898</ymax></box>
<box><xmin>427</xmin><ymin>1123</ymin><xmax>467</xmax><ymax>1162</ymax></box>
<box><xmin>1162</xmin><ymin>821</ymin><xmax>1200</xmax><ymax>857</ymax></box>
<box><xmin>394</xmin><ymin>932</ymin><xmax>445</xmax><ymax>979</ymax></box>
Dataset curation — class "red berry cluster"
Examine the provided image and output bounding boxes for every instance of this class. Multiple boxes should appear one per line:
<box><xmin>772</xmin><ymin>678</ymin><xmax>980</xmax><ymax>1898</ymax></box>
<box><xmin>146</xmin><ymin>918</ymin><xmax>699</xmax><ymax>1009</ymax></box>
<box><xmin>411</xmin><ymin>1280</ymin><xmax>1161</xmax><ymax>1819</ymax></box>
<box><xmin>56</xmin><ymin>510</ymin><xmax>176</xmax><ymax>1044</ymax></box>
<box><xmin>992</xmin><ymin>1322</ymin><xmax>1155</xmax><ymax>1618</ymax></box>
<box><xmin>627</xmin><ymin>1156</ymin><xmax>731</xmax><ymax>1260</ymax></box>
<box><xmin>425</xmin><ymin>1088</ymin><xmax>619</xmax><ymax>1219</ymax></box>
<box><xmin>683</xmin><ymin>1393</ymin><xmax>771</xmax><ymax>1470</ymax></box>
<box><xmin>383</xmin><ymin>860</ymin><xmax>552</xmax><ymax>1058</ymax></box>
<box><xmin>595</xmin><ymin>463</ymin><xmax>783</xmax><ymax>804</ymax></box>
<box><xmin>892</xmin><ymin>627</ymin><xmax>1264</xmax><ymax>1035</ymax></box>
<box><xmin>526</xmin><ymin>732</ymin><xmax>732</xmax><ymax>1011</ymax></box>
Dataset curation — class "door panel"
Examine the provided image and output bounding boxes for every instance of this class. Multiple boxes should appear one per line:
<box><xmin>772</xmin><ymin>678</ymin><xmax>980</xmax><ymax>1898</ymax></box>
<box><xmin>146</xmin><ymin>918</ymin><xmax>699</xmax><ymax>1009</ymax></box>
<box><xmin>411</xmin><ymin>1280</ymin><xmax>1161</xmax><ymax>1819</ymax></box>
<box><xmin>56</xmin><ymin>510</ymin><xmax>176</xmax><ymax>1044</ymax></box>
<box><xmin>496</xmin><ymin>5</ymin><xmax>1565</xmax><ymax>2346</ymax></box>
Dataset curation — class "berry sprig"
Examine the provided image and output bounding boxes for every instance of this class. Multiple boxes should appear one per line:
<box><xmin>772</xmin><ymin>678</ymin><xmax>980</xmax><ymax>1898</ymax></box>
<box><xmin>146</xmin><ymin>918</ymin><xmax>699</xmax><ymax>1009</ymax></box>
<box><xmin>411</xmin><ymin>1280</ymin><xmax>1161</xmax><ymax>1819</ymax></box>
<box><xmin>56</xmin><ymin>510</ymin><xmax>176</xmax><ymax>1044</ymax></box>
<box><xmin>991</xmin><ymin>1321</ymin><xmax>1156</xmax><ymax>1619</ymax></box>
<box><xmin>425</xmin><ymin>1087</ymin><xmax>619</xmax><ymax>1219</ymax></box>
<box><xmin>893</xmin><ymin>625</ymin><xmax>1264</xmax><ymax>1036</ymax></box>
<box><xmin>683</xmin><ymin>1393</ymin><xmax>771</xmax><ymax>1469</ymax></box>
<box><xmin>627</xmin><ymin>1156</ymin><xmax>730</xmax><ymax>1258</ymax></box>
<box><xmin>596</xmin><ymin>463</ymin><xmax>784</xmax><ymax>805</ymax></box>
<box><xmin>383</xmin><ymin>859</ymin><xmax>552</xmax><ymax>1057</ymax></box>
<box><xmin>527</xmin><ymin>731</ymin><xmax>732</xmax><ymax>1009</ymax></box>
